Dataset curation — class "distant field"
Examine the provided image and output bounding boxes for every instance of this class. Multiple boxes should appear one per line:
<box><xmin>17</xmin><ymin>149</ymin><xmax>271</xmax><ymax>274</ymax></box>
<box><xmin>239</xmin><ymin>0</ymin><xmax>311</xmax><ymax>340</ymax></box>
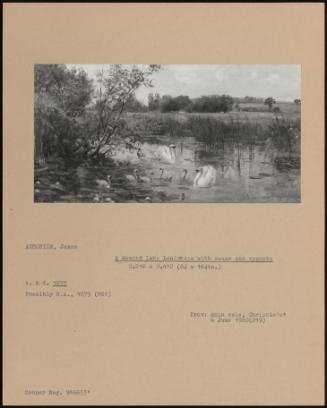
<box><xmin>238</xmin><ymin>101</ymin><xmax>300</xmax><ymax>114</ymax></box>
<box><xmin>126</xmin><ymin>102</ymin><xmax>300</xmax><ymax>126</ymax></box>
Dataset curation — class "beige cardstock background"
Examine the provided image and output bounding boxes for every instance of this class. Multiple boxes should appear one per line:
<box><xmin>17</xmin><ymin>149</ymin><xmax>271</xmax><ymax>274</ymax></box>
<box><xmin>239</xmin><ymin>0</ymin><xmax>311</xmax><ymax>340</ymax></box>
<box><xmin>3</xmin><ymin>3</ymin><xmax>325</xmax><ymax>405</ymax></box>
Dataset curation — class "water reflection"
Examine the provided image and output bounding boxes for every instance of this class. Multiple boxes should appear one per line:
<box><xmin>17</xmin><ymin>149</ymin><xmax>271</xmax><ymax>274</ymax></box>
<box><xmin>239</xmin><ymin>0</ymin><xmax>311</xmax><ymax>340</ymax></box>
<box><xmin>34</xmin><ymin>135</ymin><xmax>300</xmax><ymax>203</ymax></box>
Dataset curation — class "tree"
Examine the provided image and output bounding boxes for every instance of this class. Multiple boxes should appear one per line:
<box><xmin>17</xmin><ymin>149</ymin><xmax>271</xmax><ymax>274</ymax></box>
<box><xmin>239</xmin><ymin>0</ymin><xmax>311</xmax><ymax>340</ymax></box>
<box><xmin>34</xmin><ymin>64</ymin><xmax>93</xmax><ymax>165</ymax></box>
<box><xmin>148</xmin><ymin>93</ymin><xmax>161</xmax><ymax>111</ymax></box>
<box><xmin>124</xmin><ymin>95</ymin><xmax>147</xmax><ymax>112</ymax></box>
<box><xmin>220</xmin><ymin>95</ymin><xmax>234</xmax><ymax>113</ymax></box>
<box><xmin>160</xmin><ymin>96</ymin><xmax>179</xmax><ymax>112</ymax></box>
<box><xmin>187</xmin><ymin>95</ymin><xmax>234</xmax><ymax>113</ymax></box>
<box><xmin>173</xmin><ymin>95</ymin><xmax>191</xmax><ymax>111</ymax></box>
<box><xmin>86</xmin><ymin>64</ymin><xmax>161</xmax><ymax>156</ymax></box>
<box><xmin>264</xmin><ymin>97</ymin><xmax>276</xmax><ymax>109</ymax></box>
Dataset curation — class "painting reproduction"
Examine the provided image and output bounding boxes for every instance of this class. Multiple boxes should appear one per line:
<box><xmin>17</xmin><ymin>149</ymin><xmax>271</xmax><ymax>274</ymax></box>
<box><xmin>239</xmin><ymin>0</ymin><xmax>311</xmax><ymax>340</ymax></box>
<box><xmin>34</xmin><ymin>64</ymin><xmax>301</xmax><ymax>203</ymax></box>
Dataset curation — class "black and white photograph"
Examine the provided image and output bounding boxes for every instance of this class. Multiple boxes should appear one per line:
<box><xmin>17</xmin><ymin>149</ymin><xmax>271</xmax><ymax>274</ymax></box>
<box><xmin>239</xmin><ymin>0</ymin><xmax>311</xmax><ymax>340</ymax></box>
<box><xmin>34</xmin><ymin>64</ymin><xmax>301</xmax><ymax>203</ymax></box>
<box><xmin>5</xmin><ymin>3</ymin><xmax>325</xmax><ymax>406</ymax></box>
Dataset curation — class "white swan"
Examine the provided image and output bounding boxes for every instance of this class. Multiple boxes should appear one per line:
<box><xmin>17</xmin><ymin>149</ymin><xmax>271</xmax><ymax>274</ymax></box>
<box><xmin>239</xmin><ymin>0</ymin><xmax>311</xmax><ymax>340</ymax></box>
<box><xmin>125</xmin><ymin>169</ymin><xmax>152</xmax><ymax>183</ymax></box>
<box><xmin>193</xmin><ymin>165</ymin><xmax>217</xmax><ymax>187</ymax></box>
<box><xmin>51</xmin><ymin>181</ymin><xmax>65</xmax><ymax>192</ymax></box>
<box><xmin>138</xmin><ymin>172</ymin><xmax>153</xmax><ymax>183</ymax></box>
<box><xmin>159</xmin><ymin>168</ymin><xmax>173</xmax><ymax>182</ymax></box>
<box><xmin>125</xmin><ymin>169</ymin><xmax>138</xmax><ymax>182</ymax></box>
<box><xmin>179</xmin><ymin>169</ymin><xmax>191</xmax><ymax>185</ymax></box>
<box><xmin>96</xmin><ymin>175</ymin><xmax>111</xmax><ymax>189</ymax></box>
<box><xmin>155</xmin><ymin>144</ymin><xmax>176</xmax><ymax>164</ymax></box>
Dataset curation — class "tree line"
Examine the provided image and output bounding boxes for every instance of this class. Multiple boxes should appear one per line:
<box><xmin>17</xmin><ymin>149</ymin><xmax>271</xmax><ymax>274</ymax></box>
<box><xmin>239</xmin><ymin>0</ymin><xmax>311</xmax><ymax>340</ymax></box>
<box><xmin>148</xmin><ymin>93</ymin><xmax>234</xmax><ymax>113</ymax></box>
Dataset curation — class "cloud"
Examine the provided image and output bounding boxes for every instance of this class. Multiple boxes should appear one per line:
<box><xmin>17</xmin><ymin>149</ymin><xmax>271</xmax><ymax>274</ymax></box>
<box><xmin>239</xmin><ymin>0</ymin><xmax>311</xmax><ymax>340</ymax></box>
<box><xmin>173</xmin><ymin>70</ymin><xmax>197</xmax><ymax>84</ymax></box>
<box><xmin>67</xmin><ymin>64</ymin><xmax>301</xmax><ymax>102</ymax></box>
<box><xmin>266</xmin><ymin>73</ymin><xmax>280</xmax><ymax>83</ymax></box>
<box><xmin>215</xmin><ymin>68</ymin><xmax>228</xmax><ymax>81</ymax></box>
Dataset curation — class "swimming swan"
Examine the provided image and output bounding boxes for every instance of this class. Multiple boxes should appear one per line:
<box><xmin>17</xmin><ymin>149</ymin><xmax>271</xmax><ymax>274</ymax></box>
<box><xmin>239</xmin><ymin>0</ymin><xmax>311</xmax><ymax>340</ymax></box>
<box><xmin>125</xmin><ymin>169</ymin><xmax>152</xmax><ymax>183</ymax></box>
<box><xmin>125</xmin><ymin>169</ymin><xmax>138</xmax><ymax>182</ymax></box>
<box><xmin>179</xmin><ymin>169</ymin><xmax>191</xmax><ymax>185</ymax></box>
<box><xmin>96</xmin><ymin>175</ymin><xmax>111</xmax><ymax>189</ymax></box>
<box><xmin>155</xmin><ymin>144</ymin><xmax>176</xmax><ymax>164</ymax></box>
<box><xmin>51</xmin><ymin>181</ymin><xmax>65</xmax><ymax>192</ymax></box>
<box><xmin>138</xmin><ymin>172</ymin><xmax>153</xmax><ymax>183</ymax></box>
<box><xmin>159</xmin><ymin>168</ymin><xmax>173</xmax><ymax>182</ymax></box>
<box><xmin>193</xmin><ymin>165</ymin><xmax>217</xmax><ymax>187</ymax></box>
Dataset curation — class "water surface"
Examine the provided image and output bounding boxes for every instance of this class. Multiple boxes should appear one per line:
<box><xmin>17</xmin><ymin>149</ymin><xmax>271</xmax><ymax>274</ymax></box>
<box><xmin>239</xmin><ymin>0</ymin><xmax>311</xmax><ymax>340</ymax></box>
<box><xmin>34</xmin><ymin>135</ymin><xmax>300</xmax><ymax>203</ymax></box>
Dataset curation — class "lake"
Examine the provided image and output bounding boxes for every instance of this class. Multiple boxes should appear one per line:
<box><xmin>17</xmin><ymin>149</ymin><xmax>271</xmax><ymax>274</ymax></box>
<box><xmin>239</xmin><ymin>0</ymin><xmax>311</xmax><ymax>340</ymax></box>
<box><xmin>34</xmin><ymin>134</ymin><xmax>301</xmax><ymax>203</ymax></box>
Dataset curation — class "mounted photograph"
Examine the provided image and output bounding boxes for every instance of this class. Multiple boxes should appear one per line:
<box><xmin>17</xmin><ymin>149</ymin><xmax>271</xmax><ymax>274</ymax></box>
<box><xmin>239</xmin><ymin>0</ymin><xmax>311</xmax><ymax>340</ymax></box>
<box><xmin>34</xmin><ymin>64</ymin><xmax>301</xmax><ymax>203</ymax></box>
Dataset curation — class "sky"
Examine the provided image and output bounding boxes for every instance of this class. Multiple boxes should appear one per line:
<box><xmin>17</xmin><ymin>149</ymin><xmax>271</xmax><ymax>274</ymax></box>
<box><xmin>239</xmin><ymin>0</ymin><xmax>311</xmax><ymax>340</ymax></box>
<box><xmin>67</xmin><ymin>64</ymin><xmax>301</xmax><ymax>104</ymax></box>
